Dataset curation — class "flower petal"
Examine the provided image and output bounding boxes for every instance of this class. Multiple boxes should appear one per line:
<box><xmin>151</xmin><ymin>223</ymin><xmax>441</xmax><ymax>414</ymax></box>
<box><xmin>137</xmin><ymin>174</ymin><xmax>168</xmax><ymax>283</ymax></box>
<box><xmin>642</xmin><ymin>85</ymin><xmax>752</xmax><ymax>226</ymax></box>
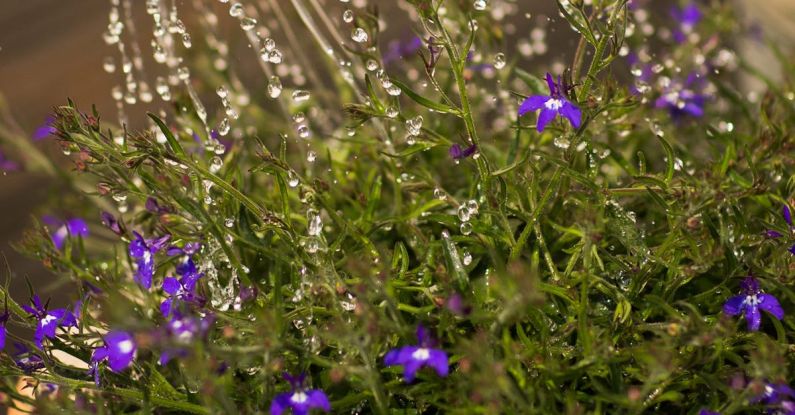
<box><xmin>427</xmin><ymin>349</ymin><xmax>449</xmax><ymax>377</ymax></box>
<box><xmin>269</xmin><ymin>392</ymin><xmax>292</xmax><ymax>415</ymax></box>
<box><xmin>560</xmin><ymin>101</ymin><xmax>582</xmax><ymax>129</ymax></box>
<box><xmin>784</xmin><ymin>205</ymin><xmax>793</xmax><ymax>227</ymax></box>
<box><xmin>163</xmin><ymin>277</ymin><xmax>180</xmax><ymax>295</ymax></box>
<box><xmin>518</xmin><ymin>95</ymin><xmax>549</xmax><ymax>117</ymax></box>
<box><xmin>66</xmin><ymin>218</ymin><xmax>89</xmax><ymax>237</ymax></box>
<box><xmin>758</xmin><ymin>293</ymin><xmax>784</xmax><ymax>320</ymax></box>
<box><xmin>384</xmin><ymin>346</ymin><xmax>415</xmax><ymax>367</ymax></box>
<box><xmin>307</xmin><ymin>389</ymin><xmax>331</xmax><ymax>412</ymax></box>
<box><xmin>401</xmin><ymin>359</ymin><xmax>424</xmax><ymax>383</ymax></box>
<box><xmin>745</xmin><ymin>305</ymin><xmax>761</xmax><ymax>331</ymax></box>
<box><xmin>160</xmin><ymin>298</ymin><xmax>174</xmax><ymax>317</ymax></box>
<box><xmin>722</xmin><ymin>295</ymin><xmax>745</xmax><ymax>316</ymax></box>
<box><xmin>536</xmin><ymin>108</ymin><xmax>557</xmax><ymax>132</ymax></box>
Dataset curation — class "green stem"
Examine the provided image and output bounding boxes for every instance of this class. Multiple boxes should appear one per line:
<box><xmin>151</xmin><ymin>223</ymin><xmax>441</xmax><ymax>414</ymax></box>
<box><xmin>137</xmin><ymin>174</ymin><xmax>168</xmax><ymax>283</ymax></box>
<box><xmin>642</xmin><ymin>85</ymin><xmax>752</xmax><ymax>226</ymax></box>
<box><xmin>434</xmin><ymin>16</ymin><xmax>492</xmax><ymax>184</ymax></box>
<box><xmin>40</xmin><ymin>376</ymin><xmax>209</xmax><ymax>414</ymax></box>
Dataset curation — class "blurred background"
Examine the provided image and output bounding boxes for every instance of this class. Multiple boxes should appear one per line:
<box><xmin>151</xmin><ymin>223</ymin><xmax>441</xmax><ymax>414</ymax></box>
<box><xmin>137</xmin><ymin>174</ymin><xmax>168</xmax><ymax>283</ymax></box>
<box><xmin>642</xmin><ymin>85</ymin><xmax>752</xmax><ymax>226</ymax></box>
<box><xmin>0</xmin><ymin>0</ymin><xmax>793</xmax><ymax>313</ymax></box>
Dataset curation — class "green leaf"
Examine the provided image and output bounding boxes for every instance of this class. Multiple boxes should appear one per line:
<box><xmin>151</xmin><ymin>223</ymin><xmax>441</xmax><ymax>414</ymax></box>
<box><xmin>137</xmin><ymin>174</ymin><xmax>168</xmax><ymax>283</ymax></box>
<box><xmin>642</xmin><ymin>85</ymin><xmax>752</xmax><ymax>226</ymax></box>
<box><xmin>148</xmin><ymin>113</ymin><xmax>186</xmax><ymax>158</ymax></box>
<box><xmin>391</xmin><ymin>79</ymin><xmax>460</xmax><ymax>115</ymax></box>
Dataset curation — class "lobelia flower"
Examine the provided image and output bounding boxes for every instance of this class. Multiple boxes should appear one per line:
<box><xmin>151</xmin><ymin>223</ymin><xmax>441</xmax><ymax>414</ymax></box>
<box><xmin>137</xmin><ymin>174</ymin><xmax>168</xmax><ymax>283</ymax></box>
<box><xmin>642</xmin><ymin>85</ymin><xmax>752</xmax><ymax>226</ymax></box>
<box><xmin>765</xmin><ymin>204</ymin><xmax>795</xmax><ymax>255</ymax></box>
<box><xmin>100</xmin><ymin>211</ymin><xmax>125</xmax><ymax>236</ymax></box>
<box><xmin>22</xmin><ymin>295</ymin><xmax>78</xmax><ymax>348</ymax></box>
<box><xmin>671</xmin><ymin>2</ymin><xmax>702</xmax><ymax>43</ymax></box>
<box><xmin>160</xmin><ymin>274</ymin><xmax>205</xmax><ymax>318</ymax></box>
<box><xmin>269</xmin><ymin>372</ymin><xmax>331</xmax><ymax>415</ymax></box>
<box><xmin>13</xmin><ymin>343</ymin><xmax>45</xmax><ymax>373</ymax></box>
<box><xmin>43</xmin><ymin>216</ymin><xmax>89</xmax><ymax>250</ymax></box>
<box><xmin>754</xmin><ymin>382</ymin><xmax>795</xmax><ymax>414</ymax></box>
<box><xmin>32</xmin><ymin>116</ymin><xmax>56</xmax><ymax>141</ymax></box>
<box><xmin>88</xmin><ymin>331</ymin><xmax>137</xmax><ymax>386</ymax></box>
<box><xmin>698</xmin><ymin>410</ymin><xmax>720</xmax><ymax>415</ymax></box>
<box><xmin>518</xmin><ymin>73</ymin><xmax>582</xmax><ymax>132</ymax></box>
<box><xmin>129</xmin><ymin>231</ymin><xmax>171</xmax><ymax>290</ymax></box>
<box><xmin>158</xmin><ymin>313</ymin><xmax>214</xmax><ymax>365</ymax></box>
<box><xmin>723</xmin><ymin>276</ymin><xmax>784</xmax><ymax>331</ymax></box>
<box><xmin>654</xmin><ymin>72</ymin><xmax>707</xmax><ymax>118</ymax></box>
<box><xmin>449</xmin><ymin>143</ymin><xmax>477</xmax><ymax>161</ymax></box>
<box><xmin>384</xmin><ymin>325</ymin><xmax>449</xmax><ymax>382</ymax></box>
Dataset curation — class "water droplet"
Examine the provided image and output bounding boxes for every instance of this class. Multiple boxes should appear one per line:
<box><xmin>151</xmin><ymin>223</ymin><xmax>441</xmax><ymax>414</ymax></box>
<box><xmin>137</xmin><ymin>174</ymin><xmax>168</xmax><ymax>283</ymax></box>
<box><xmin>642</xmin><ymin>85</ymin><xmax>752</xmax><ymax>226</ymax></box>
<box><xmin>103</xmin><ymin>57</ymin><xmax>116</xmax><ymax>73</ymax></box>
<box><xmin>457</xmin><ymin>205</ymin><xmax>472</xmax><ymax>222</ymax></box>
<box><xmin>405</xmin><ymin>116</ymin><xmax>423</xmax><ymax>136</ymax></box>
<box><xmin>306</xmin><ymin>150</ymin><xmax>317</xmax><ymax>163</ymax></box>
<box><xmin>229</xmin><ymin>3</ymin><xmax>244</xmax><ymax>17</ymax></box>
<box><xmin>460</xmin><ymin>222</ymin><xmax>473</xmax><ymax>235</ymax></box>
<box><xmin>267</xmin><ymin>76</ymin><xmax>283</xmax><ymax>98</ymax></box>
<box><xmin>218</xmin><ymin>118</ymin><xmax>231</xmax><ymax>136</ymax></box>
<box><xmin>225</xmin><ymin>218</ymin><xmax>234</xmax><ymax>228</ymax></box>
<box><xmin>292</xmin><ymin>90</ymin><xmax>311</xmax><ymax>103</ymax></box>
<box><xmin>433</xmin><ymin>188</ymin><xmax>446</xmax><ymax>200</ymax></box>
<box><xmin>287</xmin><ymin>171</ymin><xmax>299</xmax><ymax>188</ymax></box>
<box><xmin>343</xmin><ymin>9</ymin><xmax>354</xmax><ymax>23</ymax></box>
<box><xmin>493</xmin><ymin>52</ymin><xmax>506</xmax><ymax>69</ymax></box>
<box><xmin>351</xmin><ymin>28</ymin><xmax>368</xmax><ymax>43</ymax></box>
<box><xmin>462</xmin><ymin>250</ymin><xmax>472</xmax><ymax>266</ymax></box>
<box><xmin>473</xmin><ymin>0</ymin><xmax>487</xmax><ymax>11</ymax></box>
<box><xmin>209</xmin><ymin>156</ymin><xmax>223</xmax><ymax>173</ymax></box>
<box><xmin>239</xmin><ymin>17</ymin><xmax>257</xmax><ymax>31</ymax></box>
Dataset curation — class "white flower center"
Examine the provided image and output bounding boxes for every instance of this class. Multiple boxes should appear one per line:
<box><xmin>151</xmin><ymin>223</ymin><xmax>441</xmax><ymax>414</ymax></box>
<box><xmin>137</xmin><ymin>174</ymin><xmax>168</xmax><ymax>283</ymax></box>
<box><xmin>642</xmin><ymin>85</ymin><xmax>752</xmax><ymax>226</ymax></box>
<box><xmin>544</xmin><ymin>98</ymin><xmax>563</xmax><ymax>111</ymax></box>
<box><xmin>143</xmin><ymin>251</ymin><xmax>152</xmax><ymax>262</ymax></box>
<box><xmin>744</xmin><ymin>294</ymin><xmax>760</xmax><ymax>307</ymax></box>
<box><xmin>117</xmin><ymin>339</ymin><xmax>134</xmax><ymax>354</ymax></box>
<box><xmin>290</xmin><ymin>391</ymin><xmax>308</xmax><ymax>404</ymax></box>
<box><xmin>412</xmin><ymin>348</ymin><xmax>430</xmax><ymax>361</ymax></box>
<box><xmin>41</xmin><ymin>314</ymin><xmax>58</xmax><ymax>326</ymax></box>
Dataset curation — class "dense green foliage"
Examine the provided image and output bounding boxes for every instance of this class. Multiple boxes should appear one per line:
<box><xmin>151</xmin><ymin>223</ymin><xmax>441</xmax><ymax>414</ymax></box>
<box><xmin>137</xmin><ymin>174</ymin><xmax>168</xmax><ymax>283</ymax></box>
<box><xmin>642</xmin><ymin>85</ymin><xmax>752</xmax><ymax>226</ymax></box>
<box><xmin>1</xmin><ymin>0</ymin><xmax>795</xmax><ymax>414</ymax></box>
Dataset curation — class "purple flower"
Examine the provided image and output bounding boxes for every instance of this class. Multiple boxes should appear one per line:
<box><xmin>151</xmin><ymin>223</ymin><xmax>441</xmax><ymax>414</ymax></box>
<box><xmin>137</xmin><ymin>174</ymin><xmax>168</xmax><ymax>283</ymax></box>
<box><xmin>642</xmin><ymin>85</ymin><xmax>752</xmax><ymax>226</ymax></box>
<box><xmin>654</xmin><ymin>72</ymin><xmax>707</xmax><ymax>118</ymax></box>
<box><xmin>765</xmin><ymin>205</ymin><xmax>795</xmax><ymax>255</ymax></box>
<box><xmin>13</xmin><ymin>343</ymin><xmax>45</xmax><ymax>373</ymax></box>
<box><xmin>22</xmin><ymin>295</ymin><xmax>78</xmax><ymax>348</ymax></box>
<box><xmin>89</xmin><ymin>331</ymin><xmax>137</xmax><ymax>385</ymax></box>
<box><xmin>270</xmin><ymin>372</ymin><xmax>331</xmax><ymax>415</ymax></box>
<box><xmin>382</xmin><ymin>36</ymin><xmax>424</xmax><ymax>65</ymax></box>
<box><xmin>129</xmin><ymin>231</ymin><xmax>171</xmax><ymax>289</ymax></box>
<box><xmin>518</xmin><ymin>73</ymin><xmax>582</xmax><ymax>132</ymax></box>
<box><xmin>0</xmin><ymin>149</ymin><xmax>20</xmax><ymax>172</ymax></box>
<box><xmin>755</xmin><ymin>382</ymin><xmax>795</xmax><ymax>414</ymax></box>
<box><xmin>43</xmin><ymin>216</ymin><xmax>89</xmax><ymax>250</ymax></box>
<box><xmin>146</xmin><ymin>197</ymin><xmax>174</xmax><ymax>214</ymax></box>
<box><xmin>158</xmin><ymin>313</ymin><xmax>214</xmax><ymax>365</ymax></box>
<box><xmin>723</xmin><ymin>277</ymin><xmax>784</xmax><ymax>331</ymax></box>
<box><xmin>449</xmin><ymin>143</ymin><xmax>477</xmax><ymax>161</ymax></box>
<box><xmin>160</xmin><ymin>274</ymin><xmax>204</xmax><ymax>318</ymax></box>
<box><xmin>671</xmin><ymin>2</ymin><xmax>702</xmax><ymax>43</ymax></box>
<box><xmin>100</xmin><ymin>211</ymin><xmax>124</xmax><ymax>236</ymax></box>
<box><xmin>384</xmin><ymin>325</ymin><xmax>449</xmax><ymax>382</ymax></box>
<box><xmin>32</xmin><ymin>116</ymin><xmax>56</xmax><ymax>141</ymax></box>
<box><xmin>698</xmin><ymin>410</ymin><xmax>720</xmax><ymax>415</ymax></box>
<box><xmin>0</xmin><ymin>309</ymin><xmax>8</xmax><ymax>350</ymax></box>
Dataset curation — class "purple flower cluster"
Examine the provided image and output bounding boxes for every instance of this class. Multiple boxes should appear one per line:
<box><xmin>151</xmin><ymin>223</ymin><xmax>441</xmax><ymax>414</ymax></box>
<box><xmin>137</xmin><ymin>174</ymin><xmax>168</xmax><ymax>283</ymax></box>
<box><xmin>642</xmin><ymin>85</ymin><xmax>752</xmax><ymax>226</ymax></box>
<box><xmin>518</xmin><ymin>73</ymin><xmax>582</xmax><ymax>132</ymax></box>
